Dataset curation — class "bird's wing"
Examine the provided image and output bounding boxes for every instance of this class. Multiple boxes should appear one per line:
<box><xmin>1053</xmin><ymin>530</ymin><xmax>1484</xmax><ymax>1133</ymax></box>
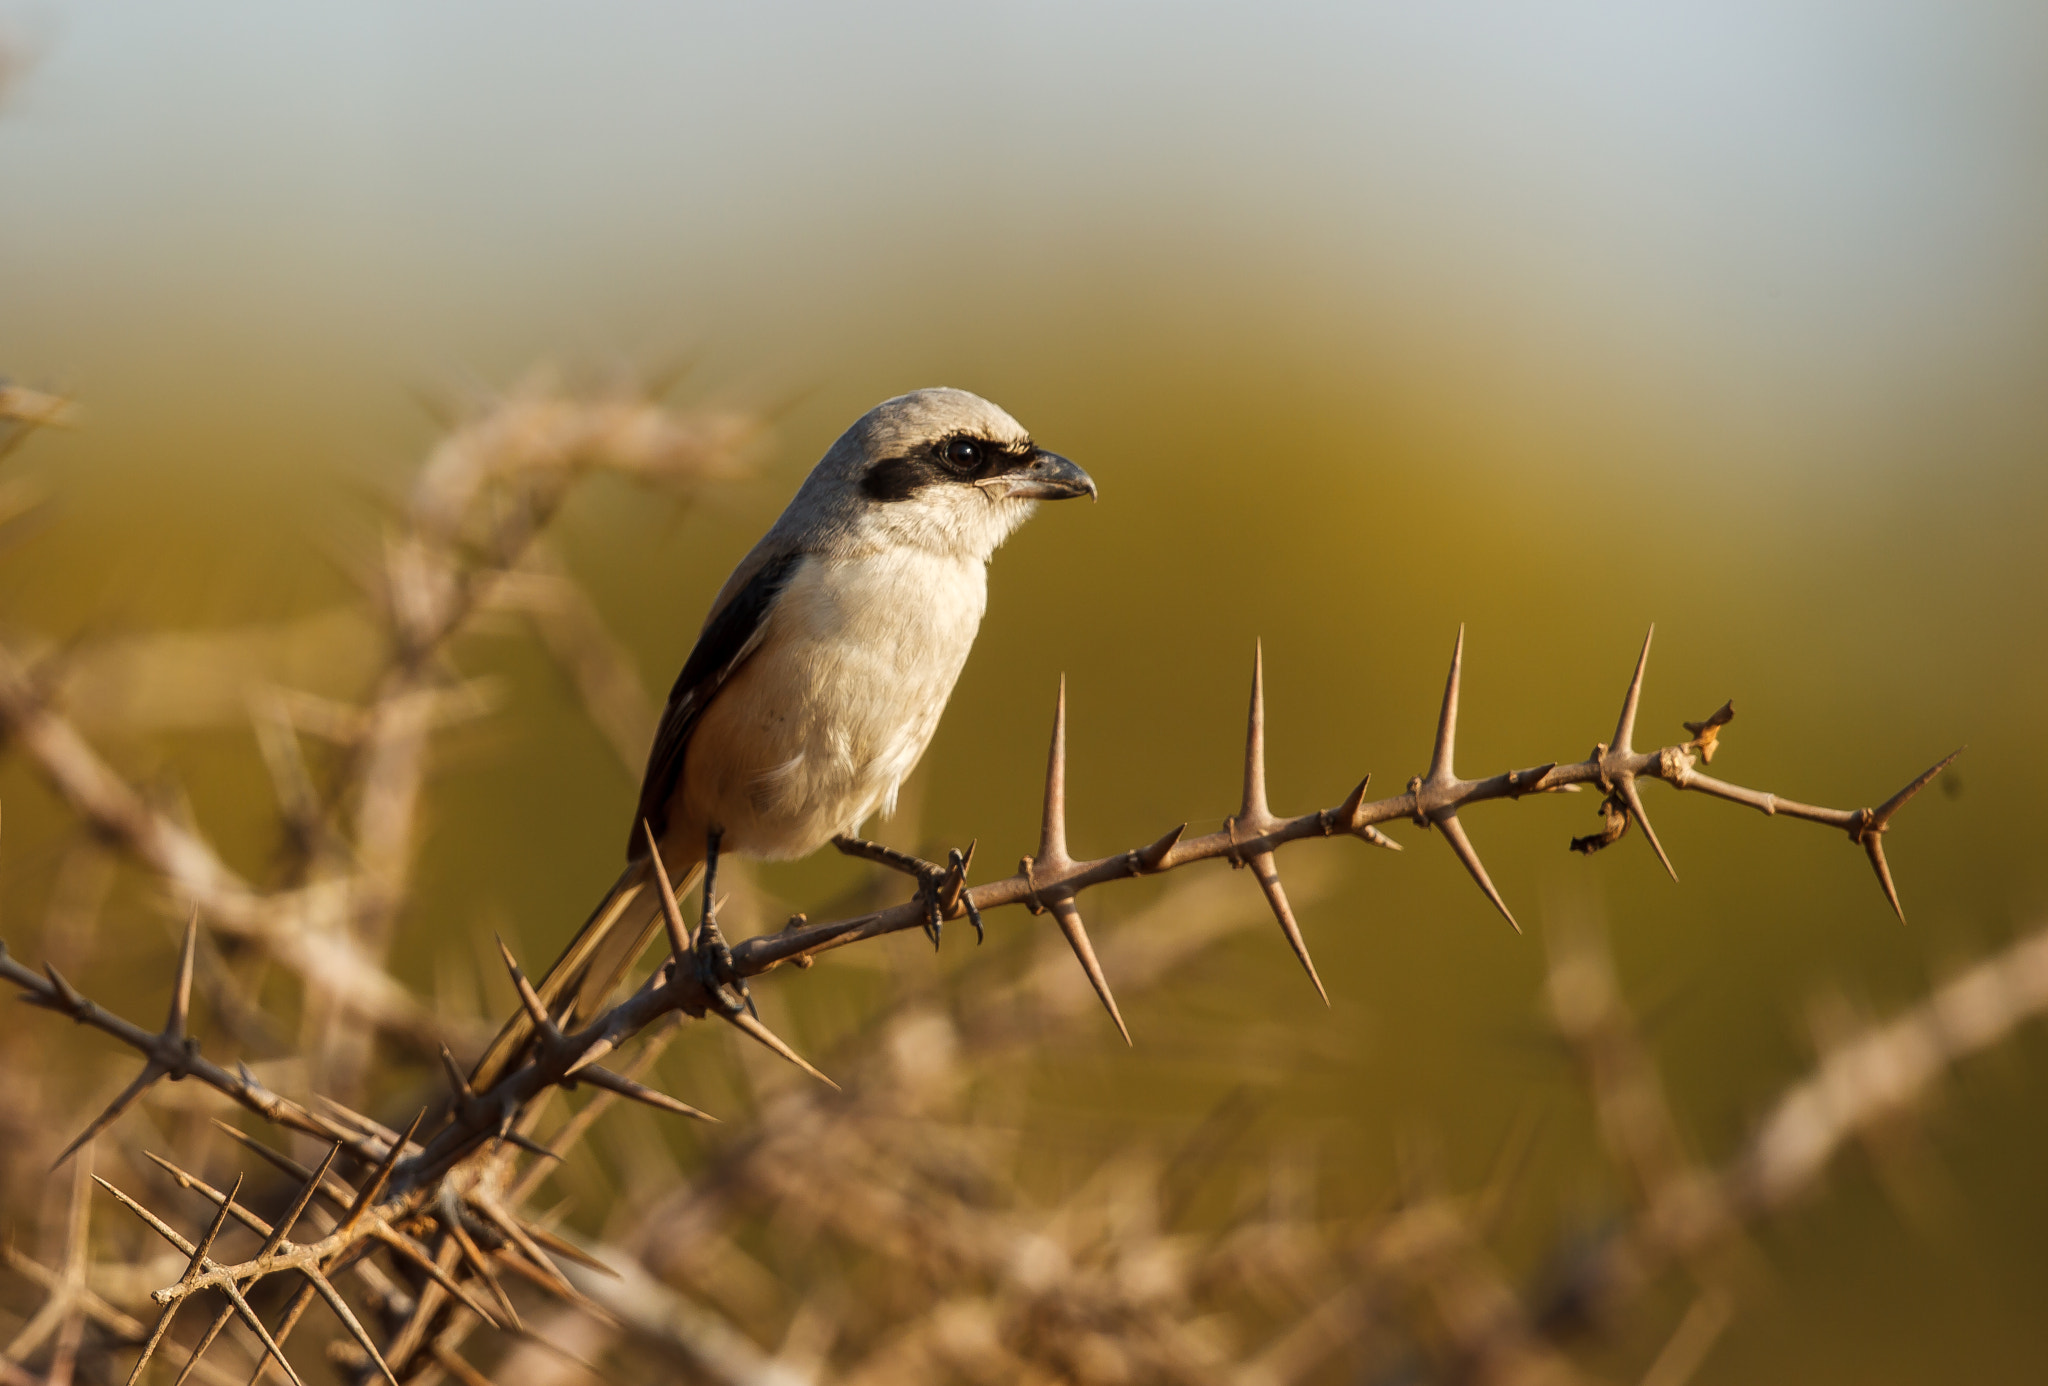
<box><xmin>628</xmin><ymin>545</ymin><xmax>807</xmax><ymax>856</ymax></box>
<box><xmin>471</xmin><ymin>546</ymin><xmax>810</xmax><ymax>1091</ymax></box>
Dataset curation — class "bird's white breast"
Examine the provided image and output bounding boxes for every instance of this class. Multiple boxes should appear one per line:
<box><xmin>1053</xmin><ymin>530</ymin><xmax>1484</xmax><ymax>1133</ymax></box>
<box><xmin>678</xmin><ymin>547</ymin><xmax>988</xmax><ymax>859</ymax></box>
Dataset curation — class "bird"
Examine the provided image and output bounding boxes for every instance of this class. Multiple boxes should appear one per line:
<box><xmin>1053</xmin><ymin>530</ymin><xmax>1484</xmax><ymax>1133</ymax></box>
<box><xmin>470</xmin><ymin>387</ymin><xmax>1095</xmax><ymax>1088</ymax></box>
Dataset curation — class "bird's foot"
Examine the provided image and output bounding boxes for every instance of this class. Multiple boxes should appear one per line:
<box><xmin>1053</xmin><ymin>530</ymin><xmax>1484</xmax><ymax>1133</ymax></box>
<box><xmin>831</xmin><ymin>835</ymin><xmax>984</xmax><ymax>948</ymax></box>
<box><xmin>693</xmin><ymin>826</ymin><xmax>752</xmax><ymax>1016</ymax></box>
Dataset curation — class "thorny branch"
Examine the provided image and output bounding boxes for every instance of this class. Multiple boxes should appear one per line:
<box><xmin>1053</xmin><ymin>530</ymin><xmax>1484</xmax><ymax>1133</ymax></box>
<box><xmin>0</xmin><ymin>375</ymin><xmax>1985</xmax><ymax>1384</ymax></box>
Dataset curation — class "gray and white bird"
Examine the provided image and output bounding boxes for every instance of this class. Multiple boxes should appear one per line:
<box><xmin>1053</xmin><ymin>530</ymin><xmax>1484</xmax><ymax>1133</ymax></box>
<box><xmin>473</xmin><ymin>387</ymin><xmax>1094</xmax><ymax>1086</ymax></box>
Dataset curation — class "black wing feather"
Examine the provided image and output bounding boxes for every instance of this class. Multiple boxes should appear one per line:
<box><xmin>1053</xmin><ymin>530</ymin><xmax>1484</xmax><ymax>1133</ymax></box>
<box><xmin>629</xmin><ymin>549</ymin><xmax>806</xmax><ymax>855</ymax></box>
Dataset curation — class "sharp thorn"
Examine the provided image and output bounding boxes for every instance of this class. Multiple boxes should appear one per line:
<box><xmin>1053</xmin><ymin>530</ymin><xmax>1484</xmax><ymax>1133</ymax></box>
<box><xmin>495</xmin><ymin>935</ymin><xmax>556</xmax><ymax>1035</ymax></box>
<box><xmin>445</xmin><ymin>1213</ymin><xmax>522</xmax><ymax>1331</ymax></box>
<box><xmin>249</xmin><ymin>1278</ymin><xmax>324</xmax><ymax>1386</ymax></box>
<box><xmin>339</xmin><ymin>1108</ymin><xmax>424</xmax><ymax>1233</ymax></box>
<box><xmin>221</xmin><ymin>1280</ymin><xmax>305</xmax><ymax>1386</ymax></box>
<box><xmin>497</xmin><ymin>1129</ymin><xmax>561</xmax><ymax>1160</ymax></box>
<box><xmin>472</xmin><ymin>1198</ymin><xmax>579</xmax><ymax>1301</ymax></box>
<box><xmin>172</xmin><ymin>1304</ymin><xmax>236</xmax><ymax>1386</ymax></box>
<box><xmin>1614</xmin><ymin>624</ymin><xmax>1654</xmax><ymax>754</ymax></box>
<box><xmin>377</xmin><ymin>1228</ymin><xmax>505</xmax><ymax>1329</ymax></box>
<box><xmin>642</xmin><ymin>820</ymin><xmax>694</xmax><ymax>958</ymax></box>
<box><xmin>165</xmin><ymin>906</ymin><xmax>199</xmax><ymax>1041</ymax></box>
<box><xmin>719</xmin><ymin>1008</ymin><xmax>840</xmax><ymax>1091</ymax></box>
<box><xmin>1048</xmin><ymin>898</ymin><xmax>1131</xmax><ymax>1044</ymax></box>
<box><xmin>1040</xmin><ymin>676</ymin><xmax>1070</xmax><ymax>865</ymax></box>
<box><xmin>1338</xmin><ymin>775</ymin><xmax>1372</xmax><ymax>830</ymax></box>
<box><xmin>188</xmin><ymin>1171</ymin><xmax>244</xmax><ymax>1271</ymax></box>
<box><xmin>1242</xmin><ymin>640</ymin><xmax>1270</xmax><ymax>823</ymax></box>
<box><xmin>1619</xmin><ymin>777</ymin><xmax>1679</xmax><ymax>882</ymax></box>
<box><xmin>97</xmin><ymin>1176</ymin><xmax>198</xmax><ymax>1256</ymax></box>
<box><xmin>519</xmin><ymin>1220</ymin><xmax>618</xmax><ymax>1276</ymax></box>
<box><xmin>1248</xmin><ymin>851</ymin><xmax>1328</xmax><ymax>1005</ymax></box>
<box><xmin>126</xmin><ymin>1305</ymin><xmax>178</xmax><ymax>1386</ymax></box>
<box><xmin>1137</xmin><ymin>822</ymin><xmax>1186</xmax><ymax>871</ymax></box>
<box><xmin>208</xmin><ymin>1121</ymin><xmax>356</xmax><ymax>1212</ymax></box>
<box><xmin>53</xmin><ymin>1062</ymin><xmax>167</xmax><ymax>1169</ymax></box>
<box><xmin>577</xmin><ymin>1064</ymin><xmax>718</xmax><ymax>1122</ymax></box>
<box><xmin>42</xmin><ymin>961</ymin><xmax>82</xmax><ymax>1009</ymax></box>
<box><xmin>438</xmin><ymin>1044</ymin><xmax>474</xmax><ymax>1099</ymax></box>
<box><xmin>1429</xmin><ymin>626</ymin><xmax>1465</xmax><ymax>783</ymax></box>
<box><xmin>1872</xmin><ymin>748</ymin><xmax>1965</xmax><ymax>828</ymax></box>
<box><xmin>1434</xmin><ymin>812</ymin><xmax>1520</xmax><ymax>933</ymax></box>
<box><xmin>305</xmin><ymin>1269</ymin><xmax>398</xmax><ymax>1386</ymax></box>
<box><xmin>1361</xmin><ymin>825</ymin><xmax>1403</xmax><ymax>851</ymax></box>
<box><xmin>274</xmin><ymin>1143</ymin><xmax>341</xmax><ymax>1245</ymax></box>
<box><xmin>1867</xmin><ymin>835</ymin><xmax>1906</xmax><ymax>924</ymax></box>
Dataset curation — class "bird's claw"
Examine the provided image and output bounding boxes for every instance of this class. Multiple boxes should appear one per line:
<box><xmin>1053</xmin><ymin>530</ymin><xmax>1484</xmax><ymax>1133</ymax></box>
<box><xmin>692</xmin><ymin>928</ymin><xmax>750</xmax><ymax>1016</ymax></box>
<box><xmin>832</xmin><ymin>835</ymin><xmax>984</xmax><ymax>949</ymax></box>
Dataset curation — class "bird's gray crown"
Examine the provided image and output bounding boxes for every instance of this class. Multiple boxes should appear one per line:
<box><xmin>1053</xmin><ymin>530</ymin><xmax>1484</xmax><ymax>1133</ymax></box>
<box><xmin>854</xmin><ymin>387</ymin><xmax>1031</xmax><ymax>461</ymax></box>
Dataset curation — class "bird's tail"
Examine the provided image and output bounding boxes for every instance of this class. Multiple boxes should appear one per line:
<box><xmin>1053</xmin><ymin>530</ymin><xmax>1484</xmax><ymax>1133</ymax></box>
<box><xmin>469</xmin><ymin>848</ymin><xmax>705</xmax><ymax>1091</ymax></box>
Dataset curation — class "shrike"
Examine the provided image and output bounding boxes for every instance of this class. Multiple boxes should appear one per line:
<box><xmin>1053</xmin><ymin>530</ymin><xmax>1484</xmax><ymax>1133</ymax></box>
<box><xmin>473</xmin><ymin>388</ymin><xmax>1094</xmax><ymax>1086</ymax></box>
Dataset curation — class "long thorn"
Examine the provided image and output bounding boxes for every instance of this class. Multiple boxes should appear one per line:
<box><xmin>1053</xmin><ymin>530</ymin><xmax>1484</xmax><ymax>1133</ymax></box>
<box><xmin>208</xmin><ymin>1122</ymin><xmax>356</xmax><ymax>1213</ymax></box>
<box><xmin>1872</xmin><ymin>748</ymin><xmax>1965</xmax><ymax>828</ymax></box>
<box><xmin>1041</xmin><ymin>677</ymin><xmax>1070</xmax><ymax>864</ymax></box>
<box><xmin>1435</xmin><ymin>813</ymin><xmax>1519</xmax><ymax>933</ymax></box>
<box><xmin>166</xmin><ymin>907</ymin><xmax>199</xmax><ymax>1041</ymax></box>
<box><xmin>577</xmin><ymin>1064</ymin><xmax>718</xmax><ymax>1122</ymax></box>
<box><xmin>1248</xmin><ymin>851</ymin><xmax>1328</xmax><ymax>1005</ymax></box>
<box><xmin>496</xmin><ymin>936</ymin><xmax>556</xmax><ymax>1035</ymax></box>
<box><xmin>1049</xmin><ymin>898</ymin><xmax>1131</xmax><ymax>1044</ymax></box>
<box><xmin>1619</xmin><ymin>778</ymin><xmax>1679</xmax><ymax>882</ymax></box>
<box><xmin>1867</xmin><ymin>836</ymin><xmax>1906</xmax><ymax>924</ymax></box>
<box><xmin>220</xmin><ymin>1281</ymin><xmax>304</xmax><ymax>1386</ymax></box>
<box><xmin>438</xmin><ymin>1044</ymin><xmax>474</xmax><ymax>1100</ymax></box>
<box><xmin>519</xmin><ymin>1221</ymin><xmax>616</xmax><ymax>1276</ymax></box>
<box><xmin>443</xmin><ymin>1213</ymin><xmax>520</xmax><ymax>1332</ymax></box>
<box><xmin>1243</xmin><ymin>641</ymin><xmax>1270</xmax><ymax>822</ymax></box>
<box><xmin>642</xmin><ymin>820</ymin><xmax>694</xmax><ymax>959</ymax></box>
<box><xmin>339</xmin><ymin>1109</ymin><xmax>424</xmax><ymax>1235</ymax></box>
<box><xmin>304</xmin><ymin>1268</ymin><xmax>399</xmax><ymax>1386</ymax></box>
<box><xmin>1614</xmin><ymin>624</ymin><xmax>1654</xmax><ymax>753</ymax></box>
<box><xmin>1429</xmin><ymin>626</ymin><xmax>1465</xmax><ymax>782</ymax></box>
<box><xmin>471</xmin><ymin>1199</ymin><xmax>577</xmax><ymax>1301</ymax></box>
<box><xmin>53</xmin><ymin>1063</ymin><xmax>166</xmax><ymax>1169</ymax></box>
<box><xmin>719</xmin><ymin>1009</ymin><xmax>840</xmax><ymax>1091</ymax></box>
<box><xmin>373</xmin><ymin>1227</ymin><xmax>503</xmax><ymax>1329</ymax></box>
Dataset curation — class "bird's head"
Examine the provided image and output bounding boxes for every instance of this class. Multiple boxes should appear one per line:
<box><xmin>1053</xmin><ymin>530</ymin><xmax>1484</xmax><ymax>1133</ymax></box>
<box><xmin>797</xmin><ymin>388</ymin><xmax>1094</xmax><ymax>560</ymax></box>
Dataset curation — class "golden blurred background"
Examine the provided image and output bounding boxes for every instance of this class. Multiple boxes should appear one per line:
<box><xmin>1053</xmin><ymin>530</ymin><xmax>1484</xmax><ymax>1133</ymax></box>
<box><xmin>3</xmin><ymin>4</ymin><xmax>2047</xmax><ymax>1381</ymax></box>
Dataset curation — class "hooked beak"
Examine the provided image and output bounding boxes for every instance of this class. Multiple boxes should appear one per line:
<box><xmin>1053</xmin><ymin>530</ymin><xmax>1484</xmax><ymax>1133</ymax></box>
<box><xmin>997</xmin><ymin>450</ymin><xmax>1096</xmax><ymax>501</ymax></box>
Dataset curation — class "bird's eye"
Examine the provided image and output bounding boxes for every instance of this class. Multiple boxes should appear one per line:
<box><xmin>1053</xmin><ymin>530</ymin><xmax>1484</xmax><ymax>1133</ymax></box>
<box><xmin>943</xmin><ymin>438</ymin><xmax>983</xmax><ymax>471</ymax></box>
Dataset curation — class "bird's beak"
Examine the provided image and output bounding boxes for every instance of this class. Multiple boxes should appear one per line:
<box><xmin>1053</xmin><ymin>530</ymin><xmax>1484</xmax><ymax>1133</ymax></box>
<box><xmin>998</xmin><ymin>450</ymin><xmax>1096</xmax><ymax>501</ymax></box>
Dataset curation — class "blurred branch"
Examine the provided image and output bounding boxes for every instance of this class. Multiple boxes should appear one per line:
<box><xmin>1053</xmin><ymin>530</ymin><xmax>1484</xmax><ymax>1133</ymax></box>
<box><xmin>1733</xmin><ymin>925</ymin><xmax>2048</xmax><ymax>1212</ymax></box>
<box><xmin>484</xmin><ymin>542</ymin><xmax>660</xmax><ymax>777</ymax></box>
<box><xmin>0</xmin><ymin>382</ymin><xmax>75</xmax><ymax>467</ymax></box>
